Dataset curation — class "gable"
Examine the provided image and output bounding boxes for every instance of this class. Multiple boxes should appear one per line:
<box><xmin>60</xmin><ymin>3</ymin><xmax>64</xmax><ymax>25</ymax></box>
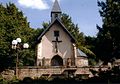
<box><xmin>37</xmin><ymin>18</ymin><xmax>76</xmax><ymax>43</ymax></box>
<box><xmin>37</xmin><ymin>19</ymin><xmax>76</xmax><ymax>59</ymax></box>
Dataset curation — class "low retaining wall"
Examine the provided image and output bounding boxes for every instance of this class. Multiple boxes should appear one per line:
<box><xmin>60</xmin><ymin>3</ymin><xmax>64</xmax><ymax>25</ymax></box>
<box><xmin>1</xmin><ymin>66</ymin><xmax>109</xmax><ymax>80</ymax></box>
<box><xmin>17</xmin><ymin>66</ymin><xmax>91</xmax><ymax>79</ymax></box>
<box><xmin>18</xmin><ymin>68</ymin><xmax>63</xmax><ymax>79</ymax></box>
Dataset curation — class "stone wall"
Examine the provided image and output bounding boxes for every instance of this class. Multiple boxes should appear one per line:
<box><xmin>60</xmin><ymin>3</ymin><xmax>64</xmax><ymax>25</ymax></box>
<box><xmin>17</xmin><ymin>66</ymin><xmax>91</xmax><ymax>80</ymax></box>
<box><xmin>18</xmin><ymin>67</ymin><xmax>63</xmax><ymax>79</ymax></box>
<box><xmin>75</xmin><ymin>57</ymin><xmax>88</xmax><ymax>67</ymax></box>
<box><xmin>1</xmin><ymin>69</ymin><xmax>15</xmax><ymax>80</ymax></box>
<box><xmin>1</xmin><ymin>66</ymin><xmax>109</xmax><ymax>80</ymax></box>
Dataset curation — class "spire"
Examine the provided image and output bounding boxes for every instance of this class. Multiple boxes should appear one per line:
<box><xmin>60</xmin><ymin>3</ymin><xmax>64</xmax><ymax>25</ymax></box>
<box><xmin>51</xmin><ymin>0</ymin><xmax>61</xmax><ymax>13</ymax></box>
<box><xmin>51</xmin><ymin>0</ymin><xmax>62</xmax><ymax>22</ymax></box>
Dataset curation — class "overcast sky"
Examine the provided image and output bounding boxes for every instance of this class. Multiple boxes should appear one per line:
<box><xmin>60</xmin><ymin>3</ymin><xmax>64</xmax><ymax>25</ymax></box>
<box><xmin>0</xmin><ymin>0</ymin><xmax>103</xmax><ymax>36</ymax></box>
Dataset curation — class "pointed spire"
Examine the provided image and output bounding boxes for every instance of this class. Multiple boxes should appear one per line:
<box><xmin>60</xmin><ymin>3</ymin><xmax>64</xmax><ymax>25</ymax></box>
<box><xmin>51</xmin><ymin>0</ymin><xmax>61</xmax><ymax>13</ymax></box>
<box><xmin>51</xmin><ymin>0</ymin><xmax>62</xmax><ymax>22</ymax></box>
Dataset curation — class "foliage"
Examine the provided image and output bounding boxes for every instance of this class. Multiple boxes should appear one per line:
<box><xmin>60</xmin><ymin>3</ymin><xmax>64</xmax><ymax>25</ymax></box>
<box><xmin>0</xmin><ymin>3</ymin><xmax>40</xmax><ymax>70</ymax></box>
<box><xmin>42</xmin><ymin>22</ymin><xmax>49</xmax><ymax>29</ymax></box>
<box><xmin>8</xmin><ymin>76</ymin><xmax>19</xmax><ymax>84</ymax></box>
<box><xmin>87</xmin><ymin>66</ymin><xmax>120</xmax><ymax>83</ymax></box>
<box><xmin>61</xmin><ymin>13</ymin><xmax>85</xmax><ymax>47</ymax></box>
<box><xmin>96</xmin><ymin>0</ymin><xmax>120</xmax><ymax>62</ymax></box>
<box><xmin>84</xmin><ymin>36</ymin><xmax>97</xmax><ymax>65</ymax></box>
<box><xmin>61</xmin><ymin>13</ymin><xmax>96</xmax><ymax>65</ymax></box>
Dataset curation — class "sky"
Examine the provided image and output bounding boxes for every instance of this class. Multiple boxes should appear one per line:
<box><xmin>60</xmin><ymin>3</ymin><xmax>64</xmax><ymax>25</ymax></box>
<box><xmin>0</xmin><ymin>0</ymin><xmax>103</xmax><ymax>36</ymax></box>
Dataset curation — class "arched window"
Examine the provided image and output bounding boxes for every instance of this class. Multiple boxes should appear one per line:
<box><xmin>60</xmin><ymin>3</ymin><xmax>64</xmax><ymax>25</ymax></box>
<box><xmin>51</xmin><ymin>55</ymin><xmax>63</xmax><ymax>66</ymax></box>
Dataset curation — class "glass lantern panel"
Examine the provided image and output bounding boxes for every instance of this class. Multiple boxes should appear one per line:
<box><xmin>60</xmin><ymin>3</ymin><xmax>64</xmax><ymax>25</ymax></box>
<box><xmin>23</xmin><ymin>43</ymin><xmax>29</xmax><ymax>48</ymax></box>
<box><xmin>16</xmin><ymin>38</ymin><xmax>21</xmax><ymax>43</ymax></box>
<box><xmin>12</xmin><ymin>40</ymin><xmax>17</xmax><ymax>45</ymax></box>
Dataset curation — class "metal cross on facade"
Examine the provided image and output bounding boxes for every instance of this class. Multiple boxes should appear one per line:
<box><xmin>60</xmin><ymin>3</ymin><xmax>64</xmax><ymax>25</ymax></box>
<box><xmin>52</xmin><ymin>37</ymin><xmax>62</xmax><ymax>53</ymax></box>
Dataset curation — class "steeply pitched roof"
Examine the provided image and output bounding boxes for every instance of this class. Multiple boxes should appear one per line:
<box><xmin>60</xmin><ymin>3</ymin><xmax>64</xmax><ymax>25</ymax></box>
<box><xmin>77</xmin><ymin>49</ymin><xmax>87</xmax><ymax>57</ymax></box>
<box><xmin>37</xmin><ymin>18</ymin><xmax>76</xmax><ymax>43</ymax></box>
<box><xmin>51</xmin><ymin>0</ymin><xmax>61</xmax><ymax>13</ymax></box>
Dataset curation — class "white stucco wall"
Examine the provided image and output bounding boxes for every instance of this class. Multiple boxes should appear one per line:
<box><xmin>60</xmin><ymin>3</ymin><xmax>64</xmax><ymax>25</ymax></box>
<box><xmin>76</xmin><ymin>57</ymin><xmax>88</xmax><ymax>67</ymax></box>
<box><xmin>37</xmin><ymin>22</ymin><xmax>75</xmax><ymax>65</ymax></box>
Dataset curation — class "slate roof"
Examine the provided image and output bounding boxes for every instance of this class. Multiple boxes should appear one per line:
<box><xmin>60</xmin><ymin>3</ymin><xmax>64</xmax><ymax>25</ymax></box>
<box><xmin>37</xmin><ymin>18</ymin><xmax>76</xmax><ymax>43</ymax></box>
<box><xmin>51</xmin><ymin>0</ymin><xmax>61</xmax><ymax>13</ymax></box>
<box><xmin>77</xmin><ymin>49</ymin><xmax>87</xmax><ymax>57</ymax></box>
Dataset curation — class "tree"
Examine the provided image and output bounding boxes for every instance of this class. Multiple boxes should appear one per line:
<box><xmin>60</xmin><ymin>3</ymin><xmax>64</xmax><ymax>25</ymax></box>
<box><xmin>0</xmin><ymin>3</ymin><xmax>38</xmax><ymax>70</ymax></box>
<box><xmin>96</xmin><ymin>0</ymin><xmax>120</xmax><ymax>63</ymax></box>
<box><xmin>61</xmin><ymin>13</ymin><xmax>85</xmax><ymax>46</ymax></box>
<box><xmin>85</xmin><ymin>36</ymin><xmax>97</xmax><ymax>65</ymax></box>
<box><xmin>61</xmin><ymin>13</ymin><xmax>95</xmax><ymax>65</ymax></box>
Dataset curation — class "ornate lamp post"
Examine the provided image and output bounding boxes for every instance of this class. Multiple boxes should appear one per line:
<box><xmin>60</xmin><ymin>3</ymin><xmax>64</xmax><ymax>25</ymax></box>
<box><xmin>12</xmin><ymin>38</ymin><xmax>29</xmax><ymax>78</ymax></box>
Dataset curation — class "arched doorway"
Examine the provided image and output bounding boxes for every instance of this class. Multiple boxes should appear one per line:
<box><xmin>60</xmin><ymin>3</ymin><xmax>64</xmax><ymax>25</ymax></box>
<box><xmin>51</xmin><ymin>55</ymin><xmax>63</xmax><ymax>66</ymax></box>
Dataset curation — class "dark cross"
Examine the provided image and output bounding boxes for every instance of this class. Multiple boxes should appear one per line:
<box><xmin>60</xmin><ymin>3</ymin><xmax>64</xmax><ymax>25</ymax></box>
<box><xmin>52</xmin><ymin>37</ymin><xmax>62</xmax><ymax>53</ymax></box>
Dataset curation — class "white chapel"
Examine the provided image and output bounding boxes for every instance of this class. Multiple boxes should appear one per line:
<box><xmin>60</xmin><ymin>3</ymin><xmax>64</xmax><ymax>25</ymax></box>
<box><xmin>36</xmin><ymin>0</ymin><xmax>88</xmax><ymax>68</ymax></box>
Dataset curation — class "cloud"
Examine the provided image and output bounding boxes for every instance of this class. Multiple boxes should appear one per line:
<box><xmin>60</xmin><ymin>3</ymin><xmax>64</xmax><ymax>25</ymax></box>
<box><xmin>18</xmin><ymin>0</ymin><xmax>49</xmax><ymax>10</ymax></box>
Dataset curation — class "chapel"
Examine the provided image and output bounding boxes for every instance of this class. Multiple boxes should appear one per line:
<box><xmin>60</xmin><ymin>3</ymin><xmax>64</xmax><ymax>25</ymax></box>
<box><xmin>36</xmin><ymin>0</ymin><xmax>88</xmax><ymax>70</ymax></box>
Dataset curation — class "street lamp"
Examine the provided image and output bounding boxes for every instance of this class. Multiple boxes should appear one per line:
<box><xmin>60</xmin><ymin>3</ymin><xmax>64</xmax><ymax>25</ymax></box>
<box><xmin>12</xmin><ymin>38</ymin><xmax>29</xmax><ymax>78</ymax></box>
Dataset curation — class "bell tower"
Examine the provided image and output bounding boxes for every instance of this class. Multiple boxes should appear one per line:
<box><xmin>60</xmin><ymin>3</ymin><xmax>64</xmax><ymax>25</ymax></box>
<box><xmin>51</xmin><ymin>0</ymin><xmax>62</xmax><ymax>22</ymax></box>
